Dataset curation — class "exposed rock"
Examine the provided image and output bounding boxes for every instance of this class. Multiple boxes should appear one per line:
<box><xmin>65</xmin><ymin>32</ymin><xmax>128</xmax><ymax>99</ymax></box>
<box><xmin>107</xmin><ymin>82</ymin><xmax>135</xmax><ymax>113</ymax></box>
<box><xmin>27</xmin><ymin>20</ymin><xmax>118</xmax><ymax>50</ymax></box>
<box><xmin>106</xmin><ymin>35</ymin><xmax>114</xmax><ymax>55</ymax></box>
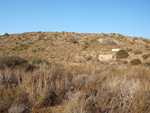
<box><xmin>98</xmin><ymin>54</ymin><xmax>113</xmax><ymax>61</ymax></box>
<box><xmin>112</xmin><ymin>49</ymin><xmax>120</xmax><ymax>52</ymax></box>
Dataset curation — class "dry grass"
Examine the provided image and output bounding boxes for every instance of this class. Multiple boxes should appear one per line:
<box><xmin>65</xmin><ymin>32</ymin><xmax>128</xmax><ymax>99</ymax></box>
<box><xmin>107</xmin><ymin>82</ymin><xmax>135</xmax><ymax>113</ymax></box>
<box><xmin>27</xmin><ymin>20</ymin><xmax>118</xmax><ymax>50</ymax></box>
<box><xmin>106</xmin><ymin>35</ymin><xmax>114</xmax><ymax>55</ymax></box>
<box><xmin>0</xmin><ymin>61</ymin><xmax>150</xmax><ymax>113</ymax></box>
<box><xmin>0</xmin><ymin>32</ymin><xmax>150</xmax><ymax>112</ymax></box>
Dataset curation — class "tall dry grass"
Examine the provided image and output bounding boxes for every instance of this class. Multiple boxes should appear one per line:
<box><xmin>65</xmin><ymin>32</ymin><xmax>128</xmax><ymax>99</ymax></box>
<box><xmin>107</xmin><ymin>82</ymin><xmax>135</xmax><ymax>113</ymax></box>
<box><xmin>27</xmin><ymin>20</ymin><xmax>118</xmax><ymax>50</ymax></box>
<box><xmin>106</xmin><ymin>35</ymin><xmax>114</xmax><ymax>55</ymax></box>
<box><xmin>0</xmin><ymin>62</ymin><xmax>150</xmax><ymax>113</ymax></box>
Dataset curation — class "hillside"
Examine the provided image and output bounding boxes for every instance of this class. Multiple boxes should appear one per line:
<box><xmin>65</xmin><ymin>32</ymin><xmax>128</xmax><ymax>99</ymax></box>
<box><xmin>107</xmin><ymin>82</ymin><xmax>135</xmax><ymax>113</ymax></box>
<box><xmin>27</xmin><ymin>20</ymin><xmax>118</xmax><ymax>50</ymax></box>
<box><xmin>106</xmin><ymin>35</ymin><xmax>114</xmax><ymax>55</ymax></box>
<box><xmin>0</xmin><ymin>32</ymin><xmax>150</xmax><ymax>65</ymax></box>
<box><xmin>0</xmin><ymin>32</ymin><xmax>150</xmax><ymax>113</ymax></box>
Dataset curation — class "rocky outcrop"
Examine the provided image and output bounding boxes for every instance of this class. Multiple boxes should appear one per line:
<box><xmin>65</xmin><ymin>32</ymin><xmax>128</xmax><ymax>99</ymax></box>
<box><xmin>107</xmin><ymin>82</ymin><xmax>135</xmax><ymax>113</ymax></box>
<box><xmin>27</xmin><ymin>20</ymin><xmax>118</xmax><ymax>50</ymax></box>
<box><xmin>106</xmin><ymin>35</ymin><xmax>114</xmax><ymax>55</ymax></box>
<box><xmin>98</xmin><ymin>54</ymin><xmax>113</xmax><ymax>61</ymax></box>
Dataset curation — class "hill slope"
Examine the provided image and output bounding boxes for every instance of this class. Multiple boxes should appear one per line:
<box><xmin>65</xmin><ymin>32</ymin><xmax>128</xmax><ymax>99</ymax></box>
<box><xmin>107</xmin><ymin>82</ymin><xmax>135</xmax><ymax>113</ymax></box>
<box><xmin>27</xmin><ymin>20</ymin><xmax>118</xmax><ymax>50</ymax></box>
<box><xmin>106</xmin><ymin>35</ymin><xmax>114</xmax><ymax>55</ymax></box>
<box><xmin>0</xmin><ymin>32</ymin><xmax>150</xmax><ymax>65</ymax></box>
<box><xmin>1</xmin><ymin>32</ymin><xmax>150</xmax><ymax>113</ymax></box>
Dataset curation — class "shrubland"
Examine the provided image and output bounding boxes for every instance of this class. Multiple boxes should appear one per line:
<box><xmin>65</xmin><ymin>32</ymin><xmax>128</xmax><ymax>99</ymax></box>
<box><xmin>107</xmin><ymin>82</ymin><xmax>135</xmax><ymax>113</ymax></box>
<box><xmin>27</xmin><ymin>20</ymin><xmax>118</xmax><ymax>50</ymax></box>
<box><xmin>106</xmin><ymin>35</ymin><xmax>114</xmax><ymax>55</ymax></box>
<box><xmin>0</xmin><ymin>32</ymin><xmax>150</xmax><ymax>113</ymax></box>
<box><xmin>0</xmin><ymin>55</ymin><xmax>150</xmax><ymax>113</ymax></box>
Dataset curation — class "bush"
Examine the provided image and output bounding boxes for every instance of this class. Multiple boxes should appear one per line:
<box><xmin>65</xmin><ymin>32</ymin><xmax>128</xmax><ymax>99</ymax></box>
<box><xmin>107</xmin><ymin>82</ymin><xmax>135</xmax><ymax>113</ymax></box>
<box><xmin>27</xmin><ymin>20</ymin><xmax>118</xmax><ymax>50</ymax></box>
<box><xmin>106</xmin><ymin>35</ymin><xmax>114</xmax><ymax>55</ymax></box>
<box><xmin>85</xmin><ymin>56</ymin><xmax>92</xmax><ymax>61</ymax></box>
<box><xmin>145</xmin><ymin>62</ymin><xmax>150</xmax><ymax>67</ymax></box>
<box><xmin>83</xmin><ymin>42</ymin><xmax>90</xmax><ymax>50</ymax></box>
<box><xmin>1</xmin><ymin>62</ymin><xmax>150</xmax><ymax>112</ymax></box>
<box><xmin>25</xmin><ymin>64</ymin><xmax>37</xmax><ymax>72</ymax></box>
<box><xmin>116</xmin><ymin>50</ymin><xmax>129</xmax><ymax>59</ymax></box>
<box><xmin>3</xmin><ymin>33</ymin><xmax>9</xmax><ymax>36</ymax></box>
<box><xmin>135</xmin><ymin>50</ymin><xmax>142</xmax><ymax>55</ymax></box>
<box><xmin>145</xmin><ymin>45</ymin><xmax>149</xmax><ymax>48</ymax></box>
<box><xmin>38</xmin><ymin>33</ymin><xmax>47</xmax><ymax>40</ymax></box>
<box><xmin>117</xmin><ymin>36</ymin><xmax>125</xmax><ymax>39</ymax></box>
<box><xmin>103</xmin><ymin>33</ymin><xmax>108</xmax><ymax>36</ymax></box>
<box><xmin>0</xmin><ymin>56</ymin><xmax>28</xmax><ymax>69</ymax></box>
<box><xmin>142</xmin><ymin>54</ymin><xmax>150</xmax><ymax>60</ymax></box>
<box><xmin>32</xmin><ymin>49</ymin><xmax>37</xmax><ymax>53</ymax></box>
<box><xmin>119</xmin><ymin>60</ymin><xmax>128</xmax><ymax>64</ymax></box>
<box><xmin>25</xmin><ymin>56</ymin><xmax>49</xmax><ymax>65</ymax></box>
<box><xmin>126</xmin><ymin>48</ymin><xmax>132</xmax><ymax>52</ymax></box>
<box><xmin>69</xmin><ymin>38</ymin><xmax>78</xmax><ymax>43</ymax></box>
<box><xmin>130</xmin><ymin>59</ymin><xmax>142</xmax><ymax>65</ymax></box>
<box><xmin>143</xmin><ymin>39</ymin><xmax>150</xmax><ymax>44</ymax></box>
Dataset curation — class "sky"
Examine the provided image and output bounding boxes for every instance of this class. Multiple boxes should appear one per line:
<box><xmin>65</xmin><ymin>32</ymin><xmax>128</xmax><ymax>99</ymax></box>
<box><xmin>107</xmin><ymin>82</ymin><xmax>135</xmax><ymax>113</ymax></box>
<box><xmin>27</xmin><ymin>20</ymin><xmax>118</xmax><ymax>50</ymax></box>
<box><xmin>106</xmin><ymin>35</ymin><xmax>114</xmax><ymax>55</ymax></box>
<box><xmin>0</xmin><ymin>0</ymin><xmax>150</xmax><ymax>38</ymax></box>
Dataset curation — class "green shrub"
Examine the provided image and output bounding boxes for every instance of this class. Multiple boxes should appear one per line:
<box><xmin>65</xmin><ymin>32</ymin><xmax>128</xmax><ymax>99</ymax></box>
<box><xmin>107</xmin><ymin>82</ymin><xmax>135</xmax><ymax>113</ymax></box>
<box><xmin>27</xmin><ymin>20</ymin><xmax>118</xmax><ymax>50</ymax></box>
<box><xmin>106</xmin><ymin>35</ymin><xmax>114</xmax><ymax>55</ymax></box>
<box><xmin>143</xmin><ymin>39</ymin><xmax>150</xmax><ymax>44</ymax></box>
<box><xmin>12</xmin><ymin>47</ymin><xmax>17</xmax><ymax>51</ymax></box>
<box><xmin>12</xmin><ymin>42</ymin><xmax>33</xmax><ymax>51</ymax></box>
<box><xmin>130</xmin><ymin>59</ymin><xmax>142</xmax><ymax>65</ymax></box>
<box><xmin>62</xmin><ymin>31</ymin><xmax>65</xmax><ymax>35</ymax></box>
<box><xmin>37</xmin><ymin>31</ymin><xmax>42</xmax><ymax>33</ymax></box>
<box><xmin>23</xmin><ymin>46</ymin><xmax>28</xmax><ymax>50</ymax></box>
<box><xmin>0</xmin><ymin>56</ymin><xmax>28</xmax><ymax>69</ymax></box>
<box><xmin>3</xmin><ymin>33</ymin><xmax>9</xmax><ymax>36</ymax></box>
<box><xmin>83</xmin><ymin>42</ymin><xmax>90</xmax><ymax>50</ymax></box>
<box><xmin>21</xmin><ymin>34</ymin><xmax>26</xmax><ymax>38</ymax></box>
<box><xmin>117</xmin><ymin>36</ymin><xmax>125</xmax><ymax>39</ymax></box>
<box><xmin>12</xmin><ymin>46</ymin><xmax>22</xmax><ymax>51</ymax></box>
<box><xmin>32</xmin><ymin>49</ymin><xmax>37</xmax><ymax>53</ymax></box>
<box><xmin>103</xmin><ymin>33</ymin><xmax>108</xmax><ymax>36</ymax></box>
<box><xmin>116</xmin><ymin>50</ymin><xmax>129</xmax><ymax>59</ymax></box>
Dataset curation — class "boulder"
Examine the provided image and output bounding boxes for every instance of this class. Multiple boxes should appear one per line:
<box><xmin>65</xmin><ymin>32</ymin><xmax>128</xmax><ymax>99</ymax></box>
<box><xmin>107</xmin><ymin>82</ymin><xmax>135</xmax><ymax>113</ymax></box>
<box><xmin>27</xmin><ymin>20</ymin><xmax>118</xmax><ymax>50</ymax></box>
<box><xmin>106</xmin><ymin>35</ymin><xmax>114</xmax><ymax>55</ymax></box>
<box><xmin>98</xmin><ymin>54</ymin><xmax>113</xmax><ymax>61</ymax></box>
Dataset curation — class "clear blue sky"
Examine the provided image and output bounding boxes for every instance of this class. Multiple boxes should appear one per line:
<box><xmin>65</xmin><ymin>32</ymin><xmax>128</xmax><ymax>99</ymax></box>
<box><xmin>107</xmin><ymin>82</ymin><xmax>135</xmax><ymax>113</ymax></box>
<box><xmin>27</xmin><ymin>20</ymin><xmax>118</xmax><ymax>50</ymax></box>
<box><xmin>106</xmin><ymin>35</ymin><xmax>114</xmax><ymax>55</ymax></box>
<box><xmin>0</xmin><ymin>0</ymin><xmax>150</xmax><ymax>38</ymax></box>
